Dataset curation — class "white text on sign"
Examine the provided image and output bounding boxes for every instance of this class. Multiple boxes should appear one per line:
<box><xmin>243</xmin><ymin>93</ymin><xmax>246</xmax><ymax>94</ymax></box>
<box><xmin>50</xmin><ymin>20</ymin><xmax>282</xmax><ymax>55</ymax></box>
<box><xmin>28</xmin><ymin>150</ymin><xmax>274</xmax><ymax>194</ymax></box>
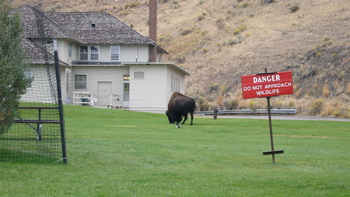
<box><xmin>241</xmin><ymin>71</ymin><xmax>294</xmax><ymax>99</ymax></box>
<box><xmin>253</xmin><ymin>74</ymin><xmax>280</xmax><ymax>83</ymax></box>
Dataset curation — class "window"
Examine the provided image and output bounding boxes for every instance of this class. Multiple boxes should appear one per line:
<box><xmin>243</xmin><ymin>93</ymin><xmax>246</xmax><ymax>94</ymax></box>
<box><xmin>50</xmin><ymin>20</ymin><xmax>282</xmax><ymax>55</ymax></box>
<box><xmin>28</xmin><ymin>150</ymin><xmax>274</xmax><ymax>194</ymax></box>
<box><xmin>90</xmin><ymin>46</ymin><xmax>99</xmax><ymax>60</ymax></box>
<box><xmin>123</xmin><ymin>82</ymin><xmax>130</xmax><ymax>101</ymax></box>
<box><xmin>66</xmin><ymin>73</ymin><xmax>69</xmax><ymax>92</ymax></box>
<box><xmin>176</xmin><ymin>78</ymin><xmax>180</xmax><ymax>92</ymax></box>
<box><xmin>75</xmin><ymin>74</ymin><xmax>87</xmax><ymax>89</ymax></box>
<box><xmin>80</xmin><ymin>46</ymin><xmax>99</xmax><ymax>61</ymax></box>
<box><xmin>46</xmin><ymin>40</ymin><xmax>53</xmax><ymax>45</ymax></box>
<box><xmin>80</xmin><ymin>46</ymin><xmax>88</xmax><ymax>60</ymax></box>
<box><xmin>68</xmin><ymin>43</ymin><xmax>72</xmax><ymax>57</ymax></box>
<box><xmin>134</xmin><ymin>72</ymin><xmax>144</xmax><ymax>79</ymax></box>
<box><xmin>171</xmin><ymin>75</ymin><xmax>180</xmax><ymax>92</ymax></box>
<box><xmin>123</xmin><ymin>74</ymin><xmax>130</xmax><ymax>81</ymax></box>
<box><xmin>24</xmin><ymin>69</ymin><xmax>32</xmax><ymax>88</ymax></box>
<box><xmin>111</xmin><ymin>46</ymin><xmax>120</xmax><ymax>60</ymax></box>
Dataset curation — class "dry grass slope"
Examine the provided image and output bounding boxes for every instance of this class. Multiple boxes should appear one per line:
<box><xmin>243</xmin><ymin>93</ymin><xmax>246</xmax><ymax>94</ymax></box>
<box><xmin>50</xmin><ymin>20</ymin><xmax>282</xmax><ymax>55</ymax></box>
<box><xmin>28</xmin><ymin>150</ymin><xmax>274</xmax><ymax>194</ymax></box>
<box><xmin>11</xmin><ymin>0</ymin><xmax>350</xmax><ymax>117</ymax></box>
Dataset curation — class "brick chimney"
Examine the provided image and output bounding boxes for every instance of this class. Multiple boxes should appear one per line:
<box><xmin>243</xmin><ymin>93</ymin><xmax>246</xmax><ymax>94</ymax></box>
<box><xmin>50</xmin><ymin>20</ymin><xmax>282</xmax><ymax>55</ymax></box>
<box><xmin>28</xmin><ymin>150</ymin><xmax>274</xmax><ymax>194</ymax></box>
<box><xmin>149</xmin><ymin>0</ymin><xmax>157</xmax><ymax>62</ymax></box>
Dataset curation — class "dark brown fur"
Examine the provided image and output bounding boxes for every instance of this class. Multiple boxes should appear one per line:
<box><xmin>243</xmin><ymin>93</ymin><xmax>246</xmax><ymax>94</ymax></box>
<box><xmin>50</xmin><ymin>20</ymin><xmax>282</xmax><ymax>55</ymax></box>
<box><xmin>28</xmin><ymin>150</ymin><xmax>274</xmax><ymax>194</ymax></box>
<box><xmin>166</xmin><ymin>92</ymin><xmax>196</xmax><ymax>125</ymax></box>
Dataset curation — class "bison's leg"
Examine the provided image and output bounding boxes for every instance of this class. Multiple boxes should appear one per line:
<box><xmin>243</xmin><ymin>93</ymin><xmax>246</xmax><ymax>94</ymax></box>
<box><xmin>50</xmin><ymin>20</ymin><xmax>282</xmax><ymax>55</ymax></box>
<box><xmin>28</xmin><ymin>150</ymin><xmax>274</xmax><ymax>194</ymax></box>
<box><xmin>175</xmin><ymin>114</ymin><xmax>183</xmax><ymax>125</ymax></box>
<box><xmin>190</xmin><ymin>112</ymin><xmax>194</xmax><ymax>125</ymax></box>
<box><xmin>181</xmin><ymin>114</ymin><xmax>188</xmax><ymax>124</ymax></box>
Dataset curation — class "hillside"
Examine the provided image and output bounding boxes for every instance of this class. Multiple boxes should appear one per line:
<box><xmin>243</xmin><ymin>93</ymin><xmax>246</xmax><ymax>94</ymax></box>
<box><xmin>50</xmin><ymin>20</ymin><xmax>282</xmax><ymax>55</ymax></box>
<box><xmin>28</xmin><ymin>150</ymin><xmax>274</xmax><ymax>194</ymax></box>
<box><xmin>11</xmin><ymin>0</ymin><xmax>350</xmax><ymax>117</ymax></box>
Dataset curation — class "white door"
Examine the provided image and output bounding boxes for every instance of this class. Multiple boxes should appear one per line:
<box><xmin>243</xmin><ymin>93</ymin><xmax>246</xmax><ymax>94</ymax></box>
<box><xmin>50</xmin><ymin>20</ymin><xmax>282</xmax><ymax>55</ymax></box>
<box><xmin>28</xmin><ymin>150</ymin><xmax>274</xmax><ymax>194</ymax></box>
<box><xmin>97</xmin><ymin>81</ymin><xmax>112</xmax><ymax>106</ymax></box>
<box><xmin>123</xmin><ymin>82</ymin><xmax>129</xmax><ymax>107</ymax></box>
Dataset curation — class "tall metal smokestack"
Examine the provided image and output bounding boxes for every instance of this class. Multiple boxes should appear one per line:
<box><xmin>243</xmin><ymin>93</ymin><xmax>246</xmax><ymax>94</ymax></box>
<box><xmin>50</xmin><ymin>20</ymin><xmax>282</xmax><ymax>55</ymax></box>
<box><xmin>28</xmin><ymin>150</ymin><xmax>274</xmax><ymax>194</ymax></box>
<box><xmin>149</xmin><ymin>0</ymin><xmax>157</xmax><ymax>62</ymax></box>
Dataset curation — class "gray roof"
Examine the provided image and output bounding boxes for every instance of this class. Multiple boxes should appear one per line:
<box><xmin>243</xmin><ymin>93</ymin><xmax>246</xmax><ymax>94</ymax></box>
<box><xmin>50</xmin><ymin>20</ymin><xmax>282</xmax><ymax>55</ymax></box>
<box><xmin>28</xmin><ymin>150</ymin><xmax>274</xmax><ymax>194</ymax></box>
<box><xmin>18</xmin><ymin>5</ymin><xmax>77</xmax><ymax>41</ymax></box>
<box><xmin>45</xmin><ymin>12</ymin><xmax>154</xmax><ymax>45</ymax></box>
<box><xmin>22</xmin><ymin>39</ymin><xmax>71</xmax><ymax>67</ymax></box>
<box><xmin>18</xmin><ymin>5</ymin><xmax>156</xmax><ymax>45</ymax></box>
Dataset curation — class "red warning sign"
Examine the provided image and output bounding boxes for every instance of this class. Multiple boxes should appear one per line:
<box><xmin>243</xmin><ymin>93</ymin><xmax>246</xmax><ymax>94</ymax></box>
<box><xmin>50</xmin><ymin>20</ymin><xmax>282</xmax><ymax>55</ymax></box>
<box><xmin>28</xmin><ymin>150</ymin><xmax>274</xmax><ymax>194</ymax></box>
<box><xmin>241</xmin><ymin>71</ymin><xmax>294</xmax><ymax>99</ymax></box>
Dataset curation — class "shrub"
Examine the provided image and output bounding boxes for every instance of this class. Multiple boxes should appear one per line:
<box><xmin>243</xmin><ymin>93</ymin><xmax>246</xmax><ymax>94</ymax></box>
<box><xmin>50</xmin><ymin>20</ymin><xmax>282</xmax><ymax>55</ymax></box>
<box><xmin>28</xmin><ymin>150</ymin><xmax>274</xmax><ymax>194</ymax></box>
<box><xmin>338</xmin><ymin>71</ymin><xmax>345</xmax><ymax>80</ymax></box>
<box><xmin>230</xmin><ymin>99</ymin><xmax>239</xmax><ymax>109</ymax></box>
<box><xmin>227</xmin><ymin>37</ymin><xmax>243</xmax><ymax>46</ymax></box>
<box><xmin>55</xmin><ymin>3</ymin><xmax>63</xmax><ymax>9</ymax></box>
<box><xmin>197</xmin><ymin>13</ymin><xmax>206</xmax><ymax>21</ymax></box>
<box><xmin>222</xmin><ymin>100</ymin><xmax>230</xmax><ymax>110</ymax></box>
<box><xmin>125</xmin><ymin>2</ymin><xmax>140</xmax><ymax>9</ymax></box>
<box><xmin>46</xmin><ymin>3</ymin><xmax>63</xmax><ymax>12</ymax></box>
<box><xmin>158</xmin><ymin>34</ymin><xmax>173</xmax><ymax>45</ymax></box>
<box><xmin>233</xmin><ymin>24</ymin><xmax>247</xmax><ymax>35</ymax></box>
<box><xmin>249</xmin><ymin>100</ymin><xmax>258</xmax><ymax>112</ymax></box>
<box><xmin>295</xmin><ymin>89</ymin><xmax>303</xmax><ymax>98</ymax></box>
<box><xmin>322</xmin><ymin>104</ymin><xmax>334</xmax><ymax>117</ymax></box>
<box><xmin>226</xmin><ymin>10</ymin><xmax>236</xmax><ymax>20</ymax></box>
<box><xmin>324</xmin><ymin>36</ymin><xmax>331</xmax><ymax>42</ymax></box>
<box><xmin>289</xmin><ymin>4</ymin><xmax>300</xmax><ymax>13</ymax></box>
<box><xmin>308</xmin><ymin>99</ymin><xmax>324</xmax><ymax>116</ymax></box>
<box><xmin>180</xmin><ymin>27</ymin><xmax>194</xmax><ymax>36</ymax></box>
<box><xmin>238</xmin><ymin>2</ymin><xmax>250</xmax><ymax>8</ymax></box>
<box><xmin>197</xmin><ymin>15</ymin><xmax>205</xmax><ymax>21</ymax></box>
<box><xmin>174</xmin><ymin>53</ymin><xmax>186</xmax><ymax>64</ymax></box>
<box><xmin>333</xmin><ymin>108</ymin><xmax>349</xmax><ymax>118</ymax></box>
<box><xmin>215</xmin><ymin>18</ymin><xmax>225</xmax><ymax>30</ymax></box>
<box><xmin>216</xmin><ymin>94</ymin><xmax>224</xmax><ymax>106</ymax></box>
<box><xmin>322</xmin><ymin>85</ymin><xmax>331</xmax><ymax>97</ymax></box>
<box><xmin>45</xmin><ymin>6</ymin><xmax>55</xmax><ymax>12</ymax></box>
<box><xmin>196</xmin><ymin>97</ymin><xmax>209</xmax><ymax>111</ymax></box>
<box><xmin>272</xmin><ymin>101</ymin><xmax>287</xmax><ymax>109</ymax></box>
<box><xmin>262</xmin><ymin>0</ymin><xmax>274</xmax><ymax>3</ymax></box>
<box><xmin>171</xmin><ymin>0</ymin><xmax>180</xmax><ymax>9</ymax></box>
<box><xmin>315</xmin><ymin>51</ymin><xmax>322</xmax><ymax>58</ymax></box>
<box><xmin>346</xmin><ymin>83</ymin><xmax>350</xmax><ymax>95</ymax></box>
<box><xmin>289</xmin><ymin>100</ymin><xmax>296</xmax><ymax>108</ymax></box>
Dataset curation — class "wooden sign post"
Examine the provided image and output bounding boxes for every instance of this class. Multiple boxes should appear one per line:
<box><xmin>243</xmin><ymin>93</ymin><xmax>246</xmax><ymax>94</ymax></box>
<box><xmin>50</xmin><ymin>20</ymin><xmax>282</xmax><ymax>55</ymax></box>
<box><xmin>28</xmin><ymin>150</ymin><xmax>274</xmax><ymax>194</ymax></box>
<box><xmin>241</xmin><ymin>69</ymin><xmax>294</xmax><ymax>163</ymax></box>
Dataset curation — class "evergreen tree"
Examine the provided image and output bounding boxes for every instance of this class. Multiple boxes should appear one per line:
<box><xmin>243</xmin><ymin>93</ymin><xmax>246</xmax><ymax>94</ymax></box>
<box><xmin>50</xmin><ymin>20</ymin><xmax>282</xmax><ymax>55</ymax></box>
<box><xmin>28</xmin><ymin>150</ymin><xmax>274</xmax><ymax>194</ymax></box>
<box><xmin>0</xmin><ymin>0</ymin><xmax>30</xmax><ymax>135</ymax></box>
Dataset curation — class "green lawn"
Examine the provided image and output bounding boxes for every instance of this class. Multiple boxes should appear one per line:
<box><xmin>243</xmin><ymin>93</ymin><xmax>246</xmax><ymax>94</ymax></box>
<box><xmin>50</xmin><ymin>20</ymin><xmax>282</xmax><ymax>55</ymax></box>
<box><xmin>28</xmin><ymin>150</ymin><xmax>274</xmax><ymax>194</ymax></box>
<box><xmin>1</xmin><ymin>105</ymin><xmax>349</xmax><ymax>196</ymax></box>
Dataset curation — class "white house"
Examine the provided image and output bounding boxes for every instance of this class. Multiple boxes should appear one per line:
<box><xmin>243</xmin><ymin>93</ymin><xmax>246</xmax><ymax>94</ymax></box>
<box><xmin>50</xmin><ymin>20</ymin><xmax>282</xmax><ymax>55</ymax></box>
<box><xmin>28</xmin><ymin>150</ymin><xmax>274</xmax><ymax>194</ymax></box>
<box><xmin>17</xmin><ymin>4</ymin><xmax>190</xmax><ymax>112</ymax></box>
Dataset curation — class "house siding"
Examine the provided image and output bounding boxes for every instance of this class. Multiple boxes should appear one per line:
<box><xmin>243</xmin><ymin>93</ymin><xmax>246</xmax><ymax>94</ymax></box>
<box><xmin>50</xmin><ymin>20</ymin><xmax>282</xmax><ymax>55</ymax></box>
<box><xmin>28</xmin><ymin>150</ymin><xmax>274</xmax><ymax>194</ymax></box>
<box><xmin>121</xmin><ymin>45</ymin><xmax>149</xmax><ymax>62</ymax></box>
<box><xmin>72</xmin><ymin>66</ymin><xmax>129</xmax><ymax>106</ymax></box>
<box><xmin>129</xmin><ymin>64</ymin><xmax>168</xmax><ymax>111</ymax></box>
<box><xmin>165</xmin><ymin>65</ymin><xmax>186</xmax><ymax>110</ymax></box>
<box><xmin>20</xmin><ymin>65</ymin><xmax>68</xmax><ymax>103</ymax></box>
<box><xmin>167</xmin><ymin>66</ymin><xmax>186</xmax><ymax>96</ymax></box>
<box><xmin>57</xmin><ymin>39</ymin><xmax>69</xmax><ymax>64</ymax></box>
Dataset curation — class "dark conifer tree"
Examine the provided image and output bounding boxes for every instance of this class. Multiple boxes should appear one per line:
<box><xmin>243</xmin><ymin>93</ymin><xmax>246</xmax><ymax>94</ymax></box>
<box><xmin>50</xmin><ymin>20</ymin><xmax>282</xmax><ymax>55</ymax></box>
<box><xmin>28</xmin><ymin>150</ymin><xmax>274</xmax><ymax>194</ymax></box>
<box><xmin>0</xmin><ymin>0</ymin><xmax>31</xmax><ymax>134</ymax></box>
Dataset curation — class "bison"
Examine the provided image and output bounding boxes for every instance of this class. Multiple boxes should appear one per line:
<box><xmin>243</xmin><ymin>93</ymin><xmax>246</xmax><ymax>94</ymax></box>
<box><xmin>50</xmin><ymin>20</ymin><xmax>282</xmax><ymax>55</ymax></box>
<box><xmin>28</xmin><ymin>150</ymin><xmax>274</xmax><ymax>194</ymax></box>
<box><xmin>166</xmin><ymin>92</ymin><xmax>196</xmax><ymax>127</ymax></box>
